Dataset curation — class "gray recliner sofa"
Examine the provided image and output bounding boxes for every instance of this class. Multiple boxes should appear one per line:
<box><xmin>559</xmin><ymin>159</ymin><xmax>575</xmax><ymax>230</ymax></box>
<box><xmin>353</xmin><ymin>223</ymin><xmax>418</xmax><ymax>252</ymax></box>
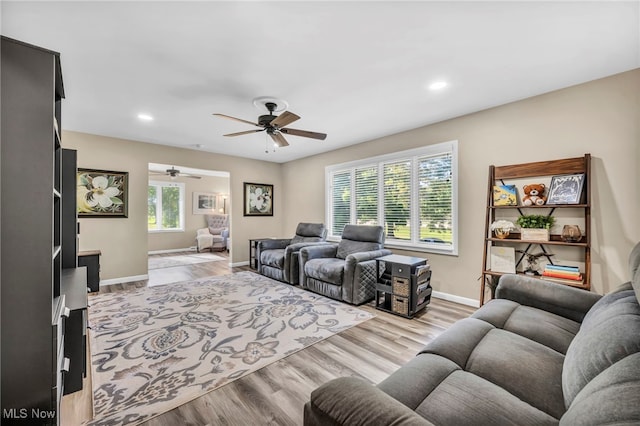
<box><xmin>299</xmin><ymin>225</ymin><xmax>392</xmax><ymax>305</ymax></box>
<box><xmin>257</xmin><ymin>222</ymin><xmax>327</xmax><ymax>285</ymax></box>
<box><xmin>304</xmin><ymin>242</ymin><xmax>640</xmax><ymax>425</ymax></box>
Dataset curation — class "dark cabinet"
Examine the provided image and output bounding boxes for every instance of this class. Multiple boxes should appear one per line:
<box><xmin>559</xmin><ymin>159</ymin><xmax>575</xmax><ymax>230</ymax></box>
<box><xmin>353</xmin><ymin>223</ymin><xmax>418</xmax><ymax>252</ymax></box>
<box><xmin>78</xmin><ymin>250</ymin><xmax>101</xmax><ymax>292</ymax></box>
<box><xmin>61</xmin><ymin>268</ymin><xmax>88</xmax><ymax>395</ymax></box>
<box><xmin>375</xmin><ymin>254</ymin><xmax>432</xmax><ymax>318</ymax></box>
<box><xmin>1</xmin><ymin>36</ymin><xmax>67</xmax><ymax>424</ymax></box>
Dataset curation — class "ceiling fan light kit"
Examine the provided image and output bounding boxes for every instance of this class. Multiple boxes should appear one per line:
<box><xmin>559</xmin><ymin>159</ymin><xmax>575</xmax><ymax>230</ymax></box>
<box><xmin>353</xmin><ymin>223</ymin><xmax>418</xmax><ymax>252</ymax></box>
<box><xmin>214</xmin><ymin>97</ymin><xmax>327</xmax><ymax>152</ymax></box>
<box><xmin>149</xmin><ymin>166</ymin><xmax>202</xmax><ymax>179</ymax></box>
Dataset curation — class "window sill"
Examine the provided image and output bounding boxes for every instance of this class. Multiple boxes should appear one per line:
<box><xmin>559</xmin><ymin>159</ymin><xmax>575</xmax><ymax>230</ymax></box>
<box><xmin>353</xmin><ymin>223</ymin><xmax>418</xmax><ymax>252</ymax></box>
<box><xmin>327</xmin><ymin>236</ymin><xmax>457</xmax><ymax>256</ymax></box>
<box><xmin>148</xmin><ymin>229</ymin><xmax>185</xmax><ymax>234</ymax></box>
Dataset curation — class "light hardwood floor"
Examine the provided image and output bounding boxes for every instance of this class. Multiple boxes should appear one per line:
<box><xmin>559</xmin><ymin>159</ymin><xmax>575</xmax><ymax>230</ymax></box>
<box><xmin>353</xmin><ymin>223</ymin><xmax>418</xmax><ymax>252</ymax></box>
<box><xmin>61</xmin><ymin>251</ymin><xmax>476</xmax><ymax>426</ymax></box>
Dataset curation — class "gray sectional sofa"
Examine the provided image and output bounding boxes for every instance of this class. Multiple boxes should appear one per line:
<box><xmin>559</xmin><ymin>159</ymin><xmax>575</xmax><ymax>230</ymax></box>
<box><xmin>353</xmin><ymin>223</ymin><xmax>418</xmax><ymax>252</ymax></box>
<box><xmin>304</xmin><ymin>242</ymin><xmax>640</xmax><ymax>425</ymax></box>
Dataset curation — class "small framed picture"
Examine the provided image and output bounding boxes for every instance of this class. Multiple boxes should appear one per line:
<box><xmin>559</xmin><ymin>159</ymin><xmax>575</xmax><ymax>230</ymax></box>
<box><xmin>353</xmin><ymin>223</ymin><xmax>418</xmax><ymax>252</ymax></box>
<box><xmin>193</xmin><ymin>192</ymin><xmax>218</xmax><ymax>214</ymax></box>
<box><xmin>243</xmin><ymin>182</ymin><xmax>273</xmax><ymax>216</ymax></box>
<box><xmin>547</xmin><ymin>173</ymin><xmax>585</xmax><ymax>205</ymax></box>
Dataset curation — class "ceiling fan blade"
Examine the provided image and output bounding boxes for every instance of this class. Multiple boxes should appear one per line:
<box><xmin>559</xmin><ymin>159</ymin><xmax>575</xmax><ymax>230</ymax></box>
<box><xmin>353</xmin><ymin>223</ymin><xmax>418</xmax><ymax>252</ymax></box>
<box><xmin>270</xmin><ymin>111</ymin><xmax>300</xmax><ymax>128</ymax></box>
<box><xmin>224</xmin><ymin>129</ymin><xmax>265</xmax><ymax>137</ymax></box>
<box><xmin>269</xmin><ymin>132</ymin><xmax>290</xmax><ymax>147</ymax></box>
<box><xmin>280</xmin><ymin>127</ymin><xmax>327</xmax><ymax>140</ymax></box>
<box><xmin>213</xmin><ymin>113</ymin><xmax>260</xmax><ymax>127</ymax></box>
<box><xmin>182</xmin><ymin>174</ymin><xmax>202</xmax><ymax>179</ymax></box>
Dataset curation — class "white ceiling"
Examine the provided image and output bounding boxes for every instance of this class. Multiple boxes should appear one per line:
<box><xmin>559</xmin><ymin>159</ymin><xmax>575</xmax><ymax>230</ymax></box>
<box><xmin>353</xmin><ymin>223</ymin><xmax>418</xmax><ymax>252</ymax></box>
<box><xmin>2</xmin><ymin>1</ymin><xmax>638</xmax><ymax>163</ymax></box>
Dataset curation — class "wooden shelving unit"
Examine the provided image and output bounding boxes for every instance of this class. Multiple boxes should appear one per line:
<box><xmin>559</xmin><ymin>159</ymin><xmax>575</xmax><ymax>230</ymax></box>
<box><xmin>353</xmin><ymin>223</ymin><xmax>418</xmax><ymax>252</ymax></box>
<box><xmin>480</xmin><ymin>154</ymin><xmax>591</xmax><ymax>305</ymax></box>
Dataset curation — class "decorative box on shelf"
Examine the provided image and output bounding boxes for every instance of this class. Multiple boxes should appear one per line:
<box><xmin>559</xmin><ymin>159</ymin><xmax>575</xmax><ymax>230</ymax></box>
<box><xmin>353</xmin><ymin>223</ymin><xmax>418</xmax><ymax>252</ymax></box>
<box><xmin>521</xmin><ymin>228</ymin><xmax>550</xmax><ymax>241</ymax></box>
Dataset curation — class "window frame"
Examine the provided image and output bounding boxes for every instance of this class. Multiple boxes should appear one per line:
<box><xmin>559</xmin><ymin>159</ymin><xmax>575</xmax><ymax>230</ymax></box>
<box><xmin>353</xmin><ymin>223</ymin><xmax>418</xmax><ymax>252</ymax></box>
<box><xmin>325</xmin><ymin>140</ymin><xmax>458</xmax><ymax>255</ymax></box>
<box><xmin>148</xmin><ymin>180</ymin><xmax>186</xmax><ymax>233</ymax></box>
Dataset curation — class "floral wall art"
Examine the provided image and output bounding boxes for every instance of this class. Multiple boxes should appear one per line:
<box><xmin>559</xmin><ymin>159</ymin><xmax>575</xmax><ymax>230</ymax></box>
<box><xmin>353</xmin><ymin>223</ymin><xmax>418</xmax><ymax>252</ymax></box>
<box><xmin>77</xmin><ymin>168</ymin><xmax>128</xmax><ymax>217</ymax></box>
<box><xmin>243</xmin><ymin>182</ymin><xmax>273</xmax><ymax>216</ymax></box>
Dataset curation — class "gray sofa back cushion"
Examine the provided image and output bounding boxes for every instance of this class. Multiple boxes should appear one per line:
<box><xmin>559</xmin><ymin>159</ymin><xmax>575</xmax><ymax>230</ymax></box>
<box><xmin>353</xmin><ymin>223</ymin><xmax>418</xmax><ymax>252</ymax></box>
<box><xmin>562</xmin><ymin>242</ymin><xmax>640</xmax><ymax>409</ymax></box>
<box><xmin>336</xmin><ymin>225</ymin><xmax>385</xmax><ymax>260</ymax></box>
<box><xmin>291</xmin><ymin>223</ymin><xmax>327</xmax><ymax>245</ymax></box>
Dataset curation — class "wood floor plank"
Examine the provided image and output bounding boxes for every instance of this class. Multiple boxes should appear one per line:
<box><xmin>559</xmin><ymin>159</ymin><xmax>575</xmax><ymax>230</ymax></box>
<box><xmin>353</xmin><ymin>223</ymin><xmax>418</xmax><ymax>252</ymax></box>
<box><xmin>62</xmin><ymin>250</ymin><xmax>476</xmax><ymax>425</ymax></box>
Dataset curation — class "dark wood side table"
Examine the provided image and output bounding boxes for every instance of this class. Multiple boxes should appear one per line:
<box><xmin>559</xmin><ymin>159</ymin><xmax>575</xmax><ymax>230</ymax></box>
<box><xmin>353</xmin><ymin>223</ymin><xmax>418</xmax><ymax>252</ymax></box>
<box><xmin>78</xmin><ymin>250</ymin><xmax>101</xmax><ymax>292</ymax></box>
<box><xmin>375</xmin><ymin>254</ymin><xmax>432</xmax><ymax>319</ymax></box>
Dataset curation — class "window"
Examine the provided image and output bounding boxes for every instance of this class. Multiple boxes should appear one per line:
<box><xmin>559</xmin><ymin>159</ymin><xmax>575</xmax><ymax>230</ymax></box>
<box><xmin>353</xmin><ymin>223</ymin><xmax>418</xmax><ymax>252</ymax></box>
<box><xmin>148</xmin><ymin>181</ymin><xmax>185</xmax><ymax>232</ymax></box>
<box><xmin>325</xmin><ymin>141</ymin><xmax>458</xmax><ymax>254</ymax></box>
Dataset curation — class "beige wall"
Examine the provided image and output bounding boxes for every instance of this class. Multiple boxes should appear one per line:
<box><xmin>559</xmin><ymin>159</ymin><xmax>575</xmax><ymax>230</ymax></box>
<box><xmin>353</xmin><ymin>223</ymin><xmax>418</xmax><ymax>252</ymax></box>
<box><xmin>63</xmin><ymin>69</ymin><xmax>638</xmax><ymax>300</ymax></box>
<box><xmin>282</xmin><ymin>69</ymin><xmax>640</xmax><ymax>301</ymax></box>
<box><xmin>62</xmin><ymin>132</ymin><xmax>284</xmax><ymax>281</ymax></box>
<box><xmin>147</xmin><ymin>173</ymin><xmax>230</xmax><ymax>252</ymax></box>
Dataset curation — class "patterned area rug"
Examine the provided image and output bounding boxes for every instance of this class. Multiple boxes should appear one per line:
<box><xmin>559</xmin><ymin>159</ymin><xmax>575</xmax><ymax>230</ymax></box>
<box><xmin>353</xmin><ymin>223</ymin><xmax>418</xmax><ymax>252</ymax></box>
<box><xmin>148</xmin><ymin>252</ymin><xmax>225</xmax><ymax>270</ymax></box>
<box><xmin>86</xmin><ymin>271</ymin><xmax>373</xmax><ymax>425</ymax></box>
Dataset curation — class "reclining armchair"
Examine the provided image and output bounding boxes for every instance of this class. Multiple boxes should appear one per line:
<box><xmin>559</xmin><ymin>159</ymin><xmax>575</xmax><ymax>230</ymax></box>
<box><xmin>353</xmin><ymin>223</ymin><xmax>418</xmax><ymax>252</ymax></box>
<box><xmin>299</xmin><ymin>225</ymin><xmax>391</xmax><ymax>305</ymax></box>
<box><xmin>257</xmin><ymin>222</ymin><xmax>328</xmax><ymax>285</ymax></box>
<box><xmin>196</xmin><ymin>213</ymin><xmax>229</xmax><ymax>252</ymax></box>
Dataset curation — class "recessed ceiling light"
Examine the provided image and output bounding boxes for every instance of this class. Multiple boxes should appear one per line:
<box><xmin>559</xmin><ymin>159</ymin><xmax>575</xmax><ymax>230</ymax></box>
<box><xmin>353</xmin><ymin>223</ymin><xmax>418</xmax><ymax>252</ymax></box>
<box><xmin>137</xmin><ymin>113</ymin><xmax>154</xmax><ymax>121</ymax></box>
<box><xmin>428</xmin><ymin>81</ymin><xmax>448</xmax><ymax>91</ymax></box>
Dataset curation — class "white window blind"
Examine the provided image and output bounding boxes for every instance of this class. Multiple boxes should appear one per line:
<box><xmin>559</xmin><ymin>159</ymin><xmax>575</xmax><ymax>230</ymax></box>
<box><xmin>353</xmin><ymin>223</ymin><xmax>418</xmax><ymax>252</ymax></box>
<box><xmin>383</xmin><ymin>160</ymin><xmax>411</xmax><ymax>241</ymax></box>
<box><xmin>326</xmin><ymin>141</ymin><xmax>458</xmax><ymax>254</ymax></box>
<box><xmin>331</xmin><ymin>171</ymin><xmax>351</xmax><ymax>236</ymax></box>
<box><xmin>355</xmin><ymin>166</ymin><xmax>378</xmax><ymax>226</ymax></box>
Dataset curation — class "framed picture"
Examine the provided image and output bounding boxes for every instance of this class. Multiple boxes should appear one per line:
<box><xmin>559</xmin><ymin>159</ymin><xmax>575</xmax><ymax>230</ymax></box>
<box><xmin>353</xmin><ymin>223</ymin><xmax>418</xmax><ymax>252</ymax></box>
<box><xmin>193</xmin><ymin>192</ymin><xmax>218</xmax><ymax>214</ymax></box>
<box><xmin>547</xmin><ymin>173</ymin><xmax>585</xmax><ymax>205</ymax></box>
<box><xmin>493</xmin><ymin>184</ymin><xmax>517</xmax><ymax>206</ymax></box>
<box><xmin>77</xmin><ymin>168</ymin><xmax>128</xmax><ymax>217</ymax></box>
<box><xmin>243</xmin><ymin>182</ymin><xmax>273</xmax><ymax>216</ymax></box>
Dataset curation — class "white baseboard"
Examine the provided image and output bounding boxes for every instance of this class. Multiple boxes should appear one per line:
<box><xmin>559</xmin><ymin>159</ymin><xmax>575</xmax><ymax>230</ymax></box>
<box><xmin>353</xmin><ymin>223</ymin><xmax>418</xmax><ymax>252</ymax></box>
<box><xmin>432</xmin><ymin>290</ymin><xmax>480</xmax><ymax>308</ymax></box>
<box><xmin>100</xmin><ymin>274</ymin><xmax>149</xmax><ymax>286</ymax></box>
<box><xmin>230</xmin><ymin>261</ymin><xmax>250</xmax><ymax>268</ymax></box>
<box><xmin>148</xmin><ymin>247</ymin><xmax>195</xmax><ymax>255</ymax></box>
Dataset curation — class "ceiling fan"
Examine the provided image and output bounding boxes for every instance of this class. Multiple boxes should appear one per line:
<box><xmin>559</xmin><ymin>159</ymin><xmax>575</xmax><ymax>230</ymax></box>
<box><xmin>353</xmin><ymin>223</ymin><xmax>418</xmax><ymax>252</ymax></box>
<box><xmin>149</xmin><ymin>166</ymin><xmax>202</xmax><ymax>179</ymax></box>
<box><xmin>213</xmin><ymin>101</ymin><xmax>327</xmax><ymax>148</ymax></box>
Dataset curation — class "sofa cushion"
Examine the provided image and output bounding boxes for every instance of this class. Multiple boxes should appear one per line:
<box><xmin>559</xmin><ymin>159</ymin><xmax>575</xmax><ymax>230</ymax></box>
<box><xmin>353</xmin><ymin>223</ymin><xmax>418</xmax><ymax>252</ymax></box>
<box><xmin>562</xmin><ymin>288</ymin><xmax>640</xmax><ymax>408</ymax></box>
<box><xmin>377</xmin><ymin>353</ymin><xmax>558</xmax><ymax>426</ymax></box>
<box><xmin>304</xmin><ymin>258</ymin><xmax>345</xmax><ymax>285</ymax></box>
<box><xmin>419</xmin><ymin>317</ymin><xmax>565</xmax><ymax>419</ymax></box>
<box><xmin>416</xmin><ymin>370</ymin><xmax>558</xmax><ymax>426</ymax></box>
<box><xmin>260</xmin><ymin>248</ymin><xmax>285</xmax><ymax>268</ymax></box>
<box><xmin>560</xmin><ymin>352</ymin><xmax>640</xmax><ymax>425</ymax></box>
<box><xmin>472</xmin><ymin>299</ymin><xmax>580</xmax><ymax>354</ymax></box>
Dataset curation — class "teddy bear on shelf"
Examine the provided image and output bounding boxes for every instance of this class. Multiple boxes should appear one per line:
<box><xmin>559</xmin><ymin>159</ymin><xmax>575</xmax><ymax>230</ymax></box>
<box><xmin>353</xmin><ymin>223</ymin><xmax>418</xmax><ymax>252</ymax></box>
<box><xmin>522</xmin><ymin>183</ymin><xmax>547</xmax><ymax>206</ymax></box>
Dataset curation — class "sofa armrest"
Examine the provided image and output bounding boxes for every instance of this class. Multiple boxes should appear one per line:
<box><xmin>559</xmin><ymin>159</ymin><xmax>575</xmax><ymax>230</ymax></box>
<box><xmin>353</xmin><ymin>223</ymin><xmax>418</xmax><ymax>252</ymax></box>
<box><xmin>345</xmin><ymin>249</ymin><xmax>393</xmax><ymax>265</ymax></box>
<box><xmin>196</xmin><ymin>228</ymin><xmax>210</xmax><ymax>236</ymax></box>
<box><xmin>304</xmin><ymin>377</ymin><xmax>434</xmax><ymax>426</ymax></box>
<box><xmin>495</xmin><ymin>274</ymin><xmax>602</xmax><ymax>322</ymax></box>
<box><xmin>283</xmin><ymin>242</ymin><xmax>331</xmax><ymax>284</ymax></box>
<box><xmin>300</xmin><ymin>243</ymin><xmax>339</xmax><ymax>260</ymax></box>
<box><xmin>258</xmin><ymin>238</ymin><xmax>291</xmax><ymax>251</ymax></box>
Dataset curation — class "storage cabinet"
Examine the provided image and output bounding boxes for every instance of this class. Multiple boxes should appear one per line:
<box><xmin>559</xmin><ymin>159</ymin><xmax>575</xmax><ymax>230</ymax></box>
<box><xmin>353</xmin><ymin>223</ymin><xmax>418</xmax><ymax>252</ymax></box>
<box><xmin>375</xmin><ymin>254</ymin><xmax>432</xmax><ymax>318</ymax></box>
<box><xmin>61</xmin><ymin>268</ymin><xmax>88</xmax><ymax>395</ymax></box>
<box><xmin>480</xmin><ymin>154</ymin><xmax>591</xmax><ymax>306</ymax></box>
<box><xmin>1</xmin><ymin>36</ymin><xmax>67</xmax><ymax>423</ymax></box>
<box><xmin>78</xmin><ymin>250</ymin><xmax>102</xmax><ymax>293</ymax></box>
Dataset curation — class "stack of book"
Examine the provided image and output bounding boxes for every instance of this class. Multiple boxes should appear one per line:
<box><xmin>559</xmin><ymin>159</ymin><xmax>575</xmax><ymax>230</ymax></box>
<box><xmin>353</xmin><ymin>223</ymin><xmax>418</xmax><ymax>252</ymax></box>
<box><xmin>542</xmin><ymin>264</ymin><xmax>582</xmax><ymax>281</ymax></box>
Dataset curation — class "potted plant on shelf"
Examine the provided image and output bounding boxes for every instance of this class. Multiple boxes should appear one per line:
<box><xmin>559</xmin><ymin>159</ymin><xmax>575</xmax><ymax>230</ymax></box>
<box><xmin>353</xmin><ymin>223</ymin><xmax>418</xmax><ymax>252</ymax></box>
<box><xmin>490</xmin><ymin>220</ymin><xmax>516</xmax><ymax>239</ymax></box>
<box><xmin>516</xmin><ymin>215</ymin><xmax>555</xmax><ymax>241</ymax></box>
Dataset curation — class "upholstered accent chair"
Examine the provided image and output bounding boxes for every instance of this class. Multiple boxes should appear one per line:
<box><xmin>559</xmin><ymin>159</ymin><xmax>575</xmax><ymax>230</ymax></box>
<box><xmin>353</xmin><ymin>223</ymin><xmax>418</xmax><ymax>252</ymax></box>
<box><xmin>257</xmin><ymin>223</ymin><xmax>328</xmax><ymax>285</ymax></box>
<box><xmin>196</xmin><ymin>214</ymin><xmax>229</xmax><ymax>252</ymax></box>
<box><xmin>299</xmin><ymin>225</ymin><xmax>391</xmax><ymax>305</ymax></box>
